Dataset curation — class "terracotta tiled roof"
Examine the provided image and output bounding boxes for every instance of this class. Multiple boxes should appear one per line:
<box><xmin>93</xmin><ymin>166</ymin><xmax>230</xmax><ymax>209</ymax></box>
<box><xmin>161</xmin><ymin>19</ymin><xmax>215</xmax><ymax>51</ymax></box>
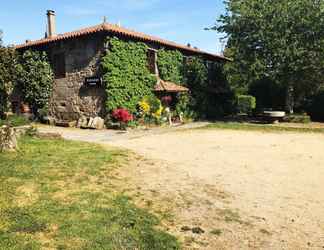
<box><xmin>16</xmin><ymin>23</ymin><xmax>230</xmax><ymax>61</ymax></box>
<box><xmin>154</xmin><ymin>79</ymin><xmax>189</xmax><ymax>92</ymax></box>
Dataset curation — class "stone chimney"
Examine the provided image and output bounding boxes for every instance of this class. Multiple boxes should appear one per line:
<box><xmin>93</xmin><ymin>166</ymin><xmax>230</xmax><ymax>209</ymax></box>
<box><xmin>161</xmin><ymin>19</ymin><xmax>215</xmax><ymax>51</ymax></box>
<box><xmin>46</xmin><ymin>10</ymin><xmax>56</xmax><ymax>38</ymax></box>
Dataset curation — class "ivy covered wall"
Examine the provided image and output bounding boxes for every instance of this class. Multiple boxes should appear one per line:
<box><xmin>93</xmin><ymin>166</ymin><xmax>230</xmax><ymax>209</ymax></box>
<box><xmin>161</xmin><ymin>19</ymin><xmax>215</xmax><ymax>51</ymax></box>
<box><xmin>157</xmin><ymin>49</ymin><xmax>184</xmax><ymax>84</ymax></box>
<box><xmin>102</xmin><ymin>36</ymin><xmax>234</xmax><ymax>119</ymax></box>
<box><xmin>101</xmin><ymin>37</ymin><xmax>157</xmax><ymax>112</ymax></box>
<box><xmin>157</xmin><ymin>50</ymin><xmax>235</xmax><ymax>119</ymax></box>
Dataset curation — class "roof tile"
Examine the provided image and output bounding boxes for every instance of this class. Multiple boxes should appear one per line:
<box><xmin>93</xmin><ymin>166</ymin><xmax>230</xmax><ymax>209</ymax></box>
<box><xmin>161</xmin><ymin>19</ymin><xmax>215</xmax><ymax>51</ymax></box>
<box><xmin>16</xmin><ymin>23</ymin><xmax>230</xmax><ymax>61</ymax></box>
<box><xmin>154</xmin><ymin>79</ymin><xmax>189</xmax><ymax>92</ymax></box>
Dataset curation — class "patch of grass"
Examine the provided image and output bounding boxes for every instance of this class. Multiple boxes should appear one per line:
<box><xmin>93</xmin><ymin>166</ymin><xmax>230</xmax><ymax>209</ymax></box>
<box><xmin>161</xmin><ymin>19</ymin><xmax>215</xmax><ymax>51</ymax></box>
<box><xmin>210</xmin><ymin>229</ymin><xmax>222</xmax><ymax>236</ymax></box>
<box><xmin>0</xmin><ymin>115</ymin><xmax>30</xmax><ymax>127</ymax></box>
<box><xmin>259</xmin><ymin>228</ymin><xmax>271</xmax><ymax>235</ymax></box>
<box><xmin>217</xmin><ymin>208</ymin><xmax>251</xmax><ymax>226</ymax></box>
<box><xmin>0</xmin><ymin>136</ymin><xmax>180</xmax><ymax>249</ymax></box>
<box><xmin>201</xmin><ymin>122</ymin><xmax>324</xmax><ymax>133</ymax></box>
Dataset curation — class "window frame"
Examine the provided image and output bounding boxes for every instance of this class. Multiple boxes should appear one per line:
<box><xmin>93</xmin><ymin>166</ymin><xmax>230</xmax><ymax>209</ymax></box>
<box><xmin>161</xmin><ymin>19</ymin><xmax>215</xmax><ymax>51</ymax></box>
<box><xmin>147</xmin><ymin>48</ymin><xmax>158</xmax><ymax>75</ymax></box>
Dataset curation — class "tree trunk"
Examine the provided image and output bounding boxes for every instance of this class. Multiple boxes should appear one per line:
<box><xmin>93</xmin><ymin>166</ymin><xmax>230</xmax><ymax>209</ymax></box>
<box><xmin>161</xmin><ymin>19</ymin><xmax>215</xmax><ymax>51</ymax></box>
<box><xmin>285</xmin><ymin>85</ymin><xmax>294</xmax><ymax>114</ymax></box>
<box><xmin>0</xmin><ymin>126</ymin><xmax>18</xmax><ymax>152</ymax></box>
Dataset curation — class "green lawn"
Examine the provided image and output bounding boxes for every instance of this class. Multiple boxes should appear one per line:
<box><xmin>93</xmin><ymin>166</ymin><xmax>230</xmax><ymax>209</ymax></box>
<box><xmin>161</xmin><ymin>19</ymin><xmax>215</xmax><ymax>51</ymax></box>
<box><xmin>202</xmin><ymin>122</ymin><xmax>324</xmax><ymax>133</ymax></box>
<box><xmin>0</xmin><ymin>137</ymin><xmax>180</xmax><ymax>250</ymax></box>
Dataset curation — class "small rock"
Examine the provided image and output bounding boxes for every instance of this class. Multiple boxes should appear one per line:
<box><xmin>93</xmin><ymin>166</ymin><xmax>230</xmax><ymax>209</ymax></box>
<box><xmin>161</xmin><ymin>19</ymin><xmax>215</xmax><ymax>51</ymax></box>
<box><xmin>192</xmin><ymin>227</ymin><xmax>205</xmax><ymax>234</ymax></box>
<box><xmin>180</xmin><ymin>226</ymin><xmax>191</xmax><ymax>232</ymax></box>
<box><xmin>78</xmin><ymin>116</ymin><xmax>88</xmax><ymax>129</ymax></box>
<box><xmin>92</xmin><ymin>117</ymin><xmax>105</xmax><ymax>130</ymax></box>
<box><xmin>88</xmin><ymin>117</ymin><xmax>95</xmax><ymax>128</ymax></box>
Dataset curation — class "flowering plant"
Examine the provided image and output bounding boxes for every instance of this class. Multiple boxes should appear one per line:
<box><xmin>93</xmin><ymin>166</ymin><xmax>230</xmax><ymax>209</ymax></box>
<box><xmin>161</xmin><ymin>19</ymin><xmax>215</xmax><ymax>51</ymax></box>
<box><xmin>112</xmin><ymin>108</ymin><xmax>133</xmax><ymax>124</ymax></box>
<box><xmin>138</xmin><ymin>96</ymin><xmax>164</xmax><ymax>124</ymax></box>
<box><xmin>152</xmin><ymin>105</ymin><xmax>163</xmax><ymax>119</ymax></box>
<box><xmin>139</xmin><ymin>100</ymin><xmax>150</xmax><ymax>115</ymax></box>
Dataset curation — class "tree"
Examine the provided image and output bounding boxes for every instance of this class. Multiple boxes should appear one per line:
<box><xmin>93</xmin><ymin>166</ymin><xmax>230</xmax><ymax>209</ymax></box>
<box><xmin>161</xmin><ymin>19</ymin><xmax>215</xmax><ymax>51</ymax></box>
<box><xmin>215</xmin><ymin>0</ymin><xmax>324</xmax><ymax>113</ymax></box>
<box><xmin>16</xmin><ymin>50</ymin><xmax>54</xmax><ymax>113</ymax></box>
<box><xmin>0</xmin><ymin>31</ymin><xmax>18</xmax><ymax>115</ymax></box>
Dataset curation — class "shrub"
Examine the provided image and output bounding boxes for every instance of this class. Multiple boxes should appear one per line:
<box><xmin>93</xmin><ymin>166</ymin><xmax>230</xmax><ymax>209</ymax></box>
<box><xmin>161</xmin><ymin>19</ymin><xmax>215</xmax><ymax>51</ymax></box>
<box><xmin>307</xmin><ymin>91</ymin><xmax>324</xmax><ymax>121</ymax></box>
<box><xmin>112</xmin><ymin>108</ymin><xmax>133</xmax><ymax>124</ymax></box>
<box><xmin>175</xmin><ymin>93</ymin><xmax>197</xmax><ymax>120</ymax></box>
<box><xmin>248</xmin><ymin>78</ymin><xmax>286</xmax><ymax>111</ymax></box>
<box><xmin>237</xmin><ymin>95</ymin><xmax>256</xmax><ymax>115</ymax></box>
<box><xmin>0</xmin><ymin>114</ymin><xmax>30</xmax><ymax>127</ymax></box>
<box><xmin>138</xmin><ymin>96</ymin><xmax>163</xmax><ymax>123</ymax></box>
<box><xmin>282</xmin><ymin>114</ymin><xmax>311</xmax><ymax>123</ymax></box>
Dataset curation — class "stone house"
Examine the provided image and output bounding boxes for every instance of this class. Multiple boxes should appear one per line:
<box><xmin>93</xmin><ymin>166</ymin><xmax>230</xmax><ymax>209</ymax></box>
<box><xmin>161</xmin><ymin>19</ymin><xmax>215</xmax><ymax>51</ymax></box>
<box><xmin>16</xmin><ymin>10</ymin><xmax>229</xmax><ymax>122</ymax></box>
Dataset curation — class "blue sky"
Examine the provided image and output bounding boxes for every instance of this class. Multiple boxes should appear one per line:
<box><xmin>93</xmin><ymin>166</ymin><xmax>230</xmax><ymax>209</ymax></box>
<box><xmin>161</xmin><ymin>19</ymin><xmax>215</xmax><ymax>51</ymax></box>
<box><xmin>0</xmin><ymin>0</ymin><xmax>226</xmax><ymax>54</ymax></box>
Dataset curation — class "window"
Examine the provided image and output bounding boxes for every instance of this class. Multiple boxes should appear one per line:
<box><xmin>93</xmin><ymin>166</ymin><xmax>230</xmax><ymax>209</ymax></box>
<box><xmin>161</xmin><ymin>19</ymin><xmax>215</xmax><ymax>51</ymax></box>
<box><xmin>53</xmin><ymin>53</ymin><xmax>66</xmax><ymax>78</ymax></box>
<box><xmin>147</xmin><ymin>49</ymin><xmax>157</xmax><ymax>75</ymax></box>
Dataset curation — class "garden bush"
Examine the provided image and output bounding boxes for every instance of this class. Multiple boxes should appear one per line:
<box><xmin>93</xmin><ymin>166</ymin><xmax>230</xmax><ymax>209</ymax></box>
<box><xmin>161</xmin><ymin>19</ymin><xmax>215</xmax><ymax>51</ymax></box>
<box><xmin>237</xmin><ymin>95</ymin><xmax>256</xmax><ymax>115</ymax></box>
<box><xmin>307</xmin><ymin>91</ymin><xmax>324</xmax><ymax>121</ymax></box>
<box><xmin>111</xmin><ymin>108</ymin><xmax>133</xmax><ymax>130</ymax></box>
<box><xmin>282</xmin><ymin>114</ymin><xmax>311</xmax><ymax>123</ymax></box>
<box><xmin>138</xmin><ymin>95</ymin><xmax>163</xmax><ymax>124</ymax></box>
<box><xmin>175</xmin><ymin>93</ymin><xmax>197</xmax><ymax>120</ymax></box>
<box><xmin>0</xmin><ymin>114</ymin><xmax>30</xmax><ymax>127</ymax></box>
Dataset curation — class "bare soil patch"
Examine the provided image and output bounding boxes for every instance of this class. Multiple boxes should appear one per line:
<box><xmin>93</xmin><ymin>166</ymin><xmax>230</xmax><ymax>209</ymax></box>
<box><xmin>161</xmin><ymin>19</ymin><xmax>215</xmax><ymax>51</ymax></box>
<box><xmin>110</xmin><ymin>129</ymin><xmax>324</xmax><ymax>249</ymax></box>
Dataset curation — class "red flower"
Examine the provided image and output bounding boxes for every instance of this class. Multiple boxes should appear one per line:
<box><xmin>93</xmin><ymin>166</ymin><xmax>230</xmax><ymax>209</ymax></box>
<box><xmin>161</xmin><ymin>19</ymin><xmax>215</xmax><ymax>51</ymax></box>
<box><xmin>112</xmin><ymin>108</ymin><xmax>133</xmax><ymax>123</ymax></box>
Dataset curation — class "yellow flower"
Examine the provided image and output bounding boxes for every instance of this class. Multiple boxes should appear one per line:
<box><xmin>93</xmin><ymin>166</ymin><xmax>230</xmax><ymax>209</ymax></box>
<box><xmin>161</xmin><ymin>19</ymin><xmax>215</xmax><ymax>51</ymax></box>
<box><xmin>152</xmin><ymin>105</ymin><xmax>163</xmax><ymax>119</ymax></box>
<box><xmin>139</xmin><ymin>100</ymin><xmax>150</xmax><ymax>114</ymax></box>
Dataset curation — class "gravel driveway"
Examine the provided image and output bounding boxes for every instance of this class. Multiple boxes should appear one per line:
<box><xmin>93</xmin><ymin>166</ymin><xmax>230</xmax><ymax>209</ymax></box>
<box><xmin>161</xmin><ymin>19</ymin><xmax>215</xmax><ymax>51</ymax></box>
<box><xmin>38</xmin><ymin>125</ymin><xmax>324</xmax><ymax>249</ymax></box>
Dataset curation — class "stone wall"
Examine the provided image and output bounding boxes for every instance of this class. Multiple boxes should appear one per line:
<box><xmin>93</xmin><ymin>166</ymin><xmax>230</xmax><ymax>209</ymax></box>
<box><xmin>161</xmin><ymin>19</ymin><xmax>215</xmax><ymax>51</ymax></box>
<box><xmin>48</xmin><ymin>34</ymin><xmax>107</xmax><ymax>121</ymax></box>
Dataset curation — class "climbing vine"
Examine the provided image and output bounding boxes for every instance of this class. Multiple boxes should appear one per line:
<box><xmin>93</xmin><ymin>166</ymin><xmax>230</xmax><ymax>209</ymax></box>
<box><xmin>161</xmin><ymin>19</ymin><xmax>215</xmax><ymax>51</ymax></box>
<box><xmin>102</xmin><ymin>37</ymin><xmax>157</xmax><ymax>113</ymax></box>
<box><xmin>157</xmin><ymin>49</ymin><xmax>184</xmax><ymax>84</ymax></box>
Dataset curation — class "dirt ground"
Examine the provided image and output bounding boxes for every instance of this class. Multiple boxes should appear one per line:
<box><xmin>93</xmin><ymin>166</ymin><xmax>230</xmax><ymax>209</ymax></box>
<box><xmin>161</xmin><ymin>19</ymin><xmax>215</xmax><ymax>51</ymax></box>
<box><xmin>39</xmin><ymin>125</ymin><xmax>324</xmax><ymax>249</ymax></box>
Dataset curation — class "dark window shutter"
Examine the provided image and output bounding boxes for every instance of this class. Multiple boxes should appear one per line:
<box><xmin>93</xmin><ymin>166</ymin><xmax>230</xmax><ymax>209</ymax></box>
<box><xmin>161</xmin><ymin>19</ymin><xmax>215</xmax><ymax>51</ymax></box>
<box><xmin>53</xmin><ymin>53</ymin><xmax>66</xmax><ymax>78</ymax></box>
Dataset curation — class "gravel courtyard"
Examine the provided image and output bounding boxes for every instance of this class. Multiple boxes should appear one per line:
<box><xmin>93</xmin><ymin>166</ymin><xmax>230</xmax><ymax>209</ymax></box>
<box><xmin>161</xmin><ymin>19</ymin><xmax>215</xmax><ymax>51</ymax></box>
<box><xmin>39</xmin><ymin>125</ymin><xmax>324</xmax><ymax>249</ymax></box>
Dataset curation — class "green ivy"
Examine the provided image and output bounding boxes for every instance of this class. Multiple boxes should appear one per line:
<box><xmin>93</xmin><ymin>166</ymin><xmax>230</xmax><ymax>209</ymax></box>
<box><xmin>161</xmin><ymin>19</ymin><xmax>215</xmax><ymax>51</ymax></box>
<box><xmin>102</xmin><ymin>37</ymin><xmax>157</xmax><ymax>113</ymax></box>
<box><xmin>157</xmin><ymin>49</ymin><xmax>184</xmax><ymax>84</ymax></box>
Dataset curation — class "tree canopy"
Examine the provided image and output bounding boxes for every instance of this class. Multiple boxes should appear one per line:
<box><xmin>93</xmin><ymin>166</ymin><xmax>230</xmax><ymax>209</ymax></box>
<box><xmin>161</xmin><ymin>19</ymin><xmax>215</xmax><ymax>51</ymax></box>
<box><xmin>0</xmin><ymin>31</ymin><xmax>18</xmax><ymax>115</ymax></box>
<box><xmin>216</xmin><ymin>0</ymin><xmax>324</xmax><ymax>112</ymax></box>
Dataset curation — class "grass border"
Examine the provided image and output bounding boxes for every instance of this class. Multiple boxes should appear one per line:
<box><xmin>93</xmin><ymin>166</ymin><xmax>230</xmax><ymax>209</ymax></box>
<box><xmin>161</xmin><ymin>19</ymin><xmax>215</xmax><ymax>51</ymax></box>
<box><xmin>199</xmin><ymin>122</ymin><xmax>324</xmax><ymax>134</ymax></box>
